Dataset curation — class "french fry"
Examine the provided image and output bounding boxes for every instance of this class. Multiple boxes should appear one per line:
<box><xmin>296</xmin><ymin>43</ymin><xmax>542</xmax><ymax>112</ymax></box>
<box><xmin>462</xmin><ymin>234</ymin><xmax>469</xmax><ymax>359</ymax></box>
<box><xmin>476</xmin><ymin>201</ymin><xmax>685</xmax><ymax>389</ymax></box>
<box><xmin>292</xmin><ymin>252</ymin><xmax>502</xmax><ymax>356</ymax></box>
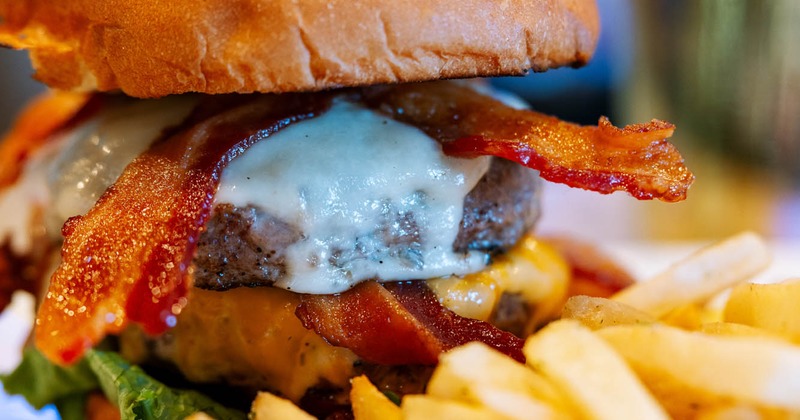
<box><xmin>523</xmin><ymin>320</ymin><xmax>668</xmax><ymax>420</ymax></box>
<box><xmin>461</xmin><ymin>387</ymin><xmax>565</xmax><ymax>420</ymax></box>
<box><xmin>695</xmin><ymin>404</ymin><xmax>798</xmax><ymax>420</ymax></box>
<box><xmin>401</xmin><ymin>395</ymin><xmax>512</xmax><ymax>420</ymax></box>
<box><xmin>612</xmin><ymin>232</ymin><xmax>770</xmax><ymax>317</ymax></box>
<box><xmin>699</xmin><ymin>321</ymin><xmax>786</xmax><ymax>341</ymax></box>
<box><xmin>598</xmin><ymin>323</ymin><xmax>800</xmax><ymax>411</ymax></box>
<box><xmin>724</xmin><ymin>279</ymin><xmax>800</xmax><ymax>343</ymax></box>
<box><xmin>250</xmin><ymin>392</ymin><xmax>315</xmax><ymax>420</ymax></box>
<box><xmin>184</xmin><ymin>414</ymin><xmax>215</xmax><ymax>420</ymax></box>
<box><xmin>561</xmin><ymin>295</ymin><xmax>655</xmax><ymax>330</ymax></box>
<box><xmin>427</xmin><ymin>342</ymin><xmax>567</xmax><ymax>419</ymax></box>
<box><xmin>184</xmin><ymin>414</ymin><xmax>212</xmax><ymax>420</ymax></box>
<box><xmin>351</xmin><ymin>375</ymin><xmax>402</xmax><ymax>420</ymax></box>
<box><xmin>694</xmin><ymin>405</ymin><xmax>760</xmax><ymax>420</ymax></box>
<box><xmin>659</xmin><ymin>302</ymin><xmax>723</xmax><ymax>330</ymax></box>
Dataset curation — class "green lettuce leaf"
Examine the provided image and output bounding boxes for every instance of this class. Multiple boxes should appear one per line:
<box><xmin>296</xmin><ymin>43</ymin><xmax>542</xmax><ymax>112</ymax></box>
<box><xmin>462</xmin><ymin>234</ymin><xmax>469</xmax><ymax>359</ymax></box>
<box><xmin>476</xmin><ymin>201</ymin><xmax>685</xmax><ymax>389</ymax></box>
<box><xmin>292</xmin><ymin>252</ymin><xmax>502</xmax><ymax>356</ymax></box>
<box><xmin>1</xmin><ymin>348</ymin><xmax>98</xmax><ymax>409</ymax></box>
<box><xmin>2</xmin><ymin>348</ymin><xmax>246</xmax><ymax>420</ymax></box>
<box><xmin>54</xmin><ymin>393</ymin><xmax>91</xmax><ymax>420</ymax></box>
<box><xmin>85</xmin><ymin>350</ymin><xmax>245</xmax><ymax>420</ymax></box>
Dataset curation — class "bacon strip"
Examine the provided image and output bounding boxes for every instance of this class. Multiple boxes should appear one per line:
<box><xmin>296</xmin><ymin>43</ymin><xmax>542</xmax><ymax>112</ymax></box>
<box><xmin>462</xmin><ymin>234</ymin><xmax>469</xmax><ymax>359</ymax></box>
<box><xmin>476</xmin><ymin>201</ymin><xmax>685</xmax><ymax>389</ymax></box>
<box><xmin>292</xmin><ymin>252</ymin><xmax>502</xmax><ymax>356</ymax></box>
<box><xmin>35</xmin><ymin>94</ymin><xmax>332</xmax><ymax>365</ymax></box>
<box><xmin>296</xmin><ymin>281</ymin><xmax>525</xmax><ymax>365</ymax></box>
<box><xmin>0</xmin><ymin>91</ymin><xmax>92</xmax><ymax>188</ymax></box>
<box><xmin>363</xmin><ymin>82</ymin><xmax>693</xmax><ymax>202</ymax></box>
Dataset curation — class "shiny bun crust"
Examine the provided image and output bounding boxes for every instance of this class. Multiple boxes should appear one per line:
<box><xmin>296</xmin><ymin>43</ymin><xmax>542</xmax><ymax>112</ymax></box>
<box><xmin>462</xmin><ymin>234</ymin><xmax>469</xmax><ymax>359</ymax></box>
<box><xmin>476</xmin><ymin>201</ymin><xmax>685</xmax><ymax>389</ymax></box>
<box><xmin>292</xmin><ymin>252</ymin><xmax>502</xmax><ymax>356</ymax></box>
<box><xmin>0</xmin><ymin>0</ymin><xmax>599</xmax><ymax>98</ymax></box>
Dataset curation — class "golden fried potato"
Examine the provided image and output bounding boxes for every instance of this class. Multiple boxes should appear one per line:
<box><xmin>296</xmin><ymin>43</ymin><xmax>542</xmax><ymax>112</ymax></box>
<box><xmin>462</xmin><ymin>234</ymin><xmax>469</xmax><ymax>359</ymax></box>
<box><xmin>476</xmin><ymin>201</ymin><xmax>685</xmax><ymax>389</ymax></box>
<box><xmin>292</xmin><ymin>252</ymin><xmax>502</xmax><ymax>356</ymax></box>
<box><xmin>598</xmin><ymin>324</ymin><xmax>800</xmax><ymax>412</ymax></box>
<box><xmin>724</xmin><ymin>279</ymin><xmax>800</xmax><ymax>343</ymax></box>
<box><xmin>351</xmin><ymin>375</ymin><xmax>402</xmax><ymax>420</ymax></box>
<box><xmin>428</xmin><ymin>342</ymin><xmax>567</xmax><ymax>419</ymax></box>
<box><xmin>401</xmin><ymin>395</ymin><xmax>512</xmax><ymax>420</ymax></box>
<box><xmin>699</xmin><ymin>322</ymin><xmax>786</xmax><ymax>341</ymax></box>
<box><xmin>659</xmin><ymin>302</ymin><xmax>723</xmax><ymax>330</ymax></box>
<box><xmin>695</xmin><ymin>404</ymin><xmax>798</xmax><ymax>420</ymax></box>
<box><xmin>523</xmin><ymin>320</ymin><xmax>668</xmax><ymax>420</ymax></box>
<box><xmin>612</xmin><ymin>232</ymin><xmax>769</xmax><ymax>317</ymax></box>
<box><xmin>561</xmin><ymin>295</ymin><xmax>655</xmax><ymax>330</ymax></box>
<box><xmin>250</xmin><ymin>392</ymin><xmax>314</xmax><ymax>420</ymax></box>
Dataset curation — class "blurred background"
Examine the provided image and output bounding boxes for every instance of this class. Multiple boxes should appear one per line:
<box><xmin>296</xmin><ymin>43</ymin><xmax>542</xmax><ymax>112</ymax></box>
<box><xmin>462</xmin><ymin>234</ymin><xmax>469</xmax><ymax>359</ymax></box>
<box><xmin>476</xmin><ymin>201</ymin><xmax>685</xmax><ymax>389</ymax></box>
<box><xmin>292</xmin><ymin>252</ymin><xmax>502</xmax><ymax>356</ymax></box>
<box><xmin>495</xmin><ymin>0</ymin><xmax>800</xmax><ymax>243</ymax></box>
<box><xmin>1</xmin><ymin>0</ymin><xmax>800</xmax><ymax>245</ymax></box>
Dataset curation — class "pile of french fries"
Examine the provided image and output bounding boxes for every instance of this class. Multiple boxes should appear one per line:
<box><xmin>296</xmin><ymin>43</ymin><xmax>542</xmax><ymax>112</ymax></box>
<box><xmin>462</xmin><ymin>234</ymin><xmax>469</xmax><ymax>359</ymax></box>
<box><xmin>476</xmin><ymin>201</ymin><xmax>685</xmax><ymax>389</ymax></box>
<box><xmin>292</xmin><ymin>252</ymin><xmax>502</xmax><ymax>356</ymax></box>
<box><xmin>248</xmin><ymin>231</ymin><xmax>800</xmax><ymax>419</ymax></box>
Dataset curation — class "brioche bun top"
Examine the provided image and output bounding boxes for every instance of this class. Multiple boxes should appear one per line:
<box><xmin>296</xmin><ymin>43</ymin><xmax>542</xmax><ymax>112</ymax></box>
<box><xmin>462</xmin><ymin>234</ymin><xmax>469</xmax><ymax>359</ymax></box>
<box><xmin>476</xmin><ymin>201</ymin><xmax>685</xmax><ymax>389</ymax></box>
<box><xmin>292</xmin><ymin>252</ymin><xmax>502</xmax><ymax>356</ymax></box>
<box><xmin>0</xmin><ymin>0</ymin><xmax>599</xmax><ymax>98</ymax></box>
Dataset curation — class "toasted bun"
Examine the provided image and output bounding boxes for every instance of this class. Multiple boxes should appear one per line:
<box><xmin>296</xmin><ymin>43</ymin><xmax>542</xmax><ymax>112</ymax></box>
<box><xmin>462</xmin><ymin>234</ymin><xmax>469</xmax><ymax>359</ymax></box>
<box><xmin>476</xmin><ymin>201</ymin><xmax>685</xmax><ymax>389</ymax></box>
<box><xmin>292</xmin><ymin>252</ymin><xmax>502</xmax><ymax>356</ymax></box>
<box><xmin>0</xmin><ymin>0</ymin><xmax>599</xmax><ymax>98</ymax></box>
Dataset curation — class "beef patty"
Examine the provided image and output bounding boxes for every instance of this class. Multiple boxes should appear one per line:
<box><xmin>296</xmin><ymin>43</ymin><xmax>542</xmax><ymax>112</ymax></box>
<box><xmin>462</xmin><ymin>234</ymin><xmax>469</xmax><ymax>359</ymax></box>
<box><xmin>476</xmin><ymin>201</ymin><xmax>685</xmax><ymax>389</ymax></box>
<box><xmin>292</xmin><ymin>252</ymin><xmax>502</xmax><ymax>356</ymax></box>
<box><xmin>193</xmin><ymin>158</ymin><xmax>540</xmax><ymax>290</ymax></box>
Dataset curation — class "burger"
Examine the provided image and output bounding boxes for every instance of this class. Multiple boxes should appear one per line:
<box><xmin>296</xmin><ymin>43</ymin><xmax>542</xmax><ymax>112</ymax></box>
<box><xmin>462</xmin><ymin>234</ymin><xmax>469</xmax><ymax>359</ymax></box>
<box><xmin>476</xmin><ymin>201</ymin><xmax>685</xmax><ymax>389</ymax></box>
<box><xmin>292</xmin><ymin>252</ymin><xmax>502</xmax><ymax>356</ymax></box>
<box><xmin>0</xmin><ymin>0</ymin><xmax>693</xmax><ymax>418</ymax></box>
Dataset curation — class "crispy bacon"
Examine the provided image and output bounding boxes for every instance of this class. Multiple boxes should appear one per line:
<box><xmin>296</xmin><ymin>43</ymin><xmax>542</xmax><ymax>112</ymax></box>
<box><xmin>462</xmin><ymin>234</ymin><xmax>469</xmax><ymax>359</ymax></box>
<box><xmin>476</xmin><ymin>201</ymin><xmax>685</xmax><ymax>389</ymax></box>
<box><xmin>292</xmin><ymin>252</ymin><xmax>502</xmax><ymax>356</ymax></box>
<box><xmin>35</xmin><ymin>94</ymin><xmax>332</xmax><ymax>365</ymax></box>
<box><xmin>0</xmin><ymin>92</ymin><xmax>93</xmax><ymax>189</ymax></box>
<box><xmin>363</xmin><ymin>82</ymin><xmax>693</xmax><ymax>202</ymax></box>
<box><xmin>296</xmin><ymin>281</ymin><xmax>525</xmax><ymax>364</ymax></box>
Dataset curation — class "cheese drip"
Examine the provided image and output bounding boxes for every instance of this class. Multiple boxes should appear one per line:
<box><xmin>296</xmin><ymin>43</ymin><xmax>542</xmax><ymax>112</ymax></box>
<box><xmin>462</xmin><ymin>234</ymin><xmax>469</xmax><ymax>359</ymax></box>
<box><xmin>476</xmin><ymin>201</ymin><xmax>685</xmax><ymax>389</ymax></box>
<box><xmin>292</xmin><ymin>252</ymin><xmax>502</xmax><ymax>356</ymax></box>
<box><xmin>428</xmin><ymin>236</ymin><xmax>570</xmax><ymax>333</ymax></box>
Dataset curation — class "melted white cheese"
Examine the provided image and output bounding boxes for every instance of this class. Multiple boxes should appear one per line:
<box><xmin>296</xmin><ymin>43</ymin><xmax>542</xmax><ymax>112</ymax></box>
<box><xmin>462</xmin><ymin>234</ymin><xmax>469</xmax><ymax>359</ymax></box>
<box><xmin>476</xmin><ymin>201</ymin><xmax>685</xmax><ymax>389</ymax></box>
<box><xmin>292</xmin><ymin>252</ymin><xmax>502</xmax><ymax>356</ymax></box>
<box><xmin>0</xmin><ymin>138</ymin><xmax>62</xmax><ymax>254</ymax></box>
<box><xmin>0</xmin><ymin>96</ymin><xmax>197</xmax><ymax>253</ymax></box>
<box><xmin>217</xmin><ymin>101</ymin><xmax>491</xmax><ymax>293</ymax></box>
<box><xmin>47</xmin><ymin>96</ymin><xmax>198</xmax><ymax>234</ymax></box>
